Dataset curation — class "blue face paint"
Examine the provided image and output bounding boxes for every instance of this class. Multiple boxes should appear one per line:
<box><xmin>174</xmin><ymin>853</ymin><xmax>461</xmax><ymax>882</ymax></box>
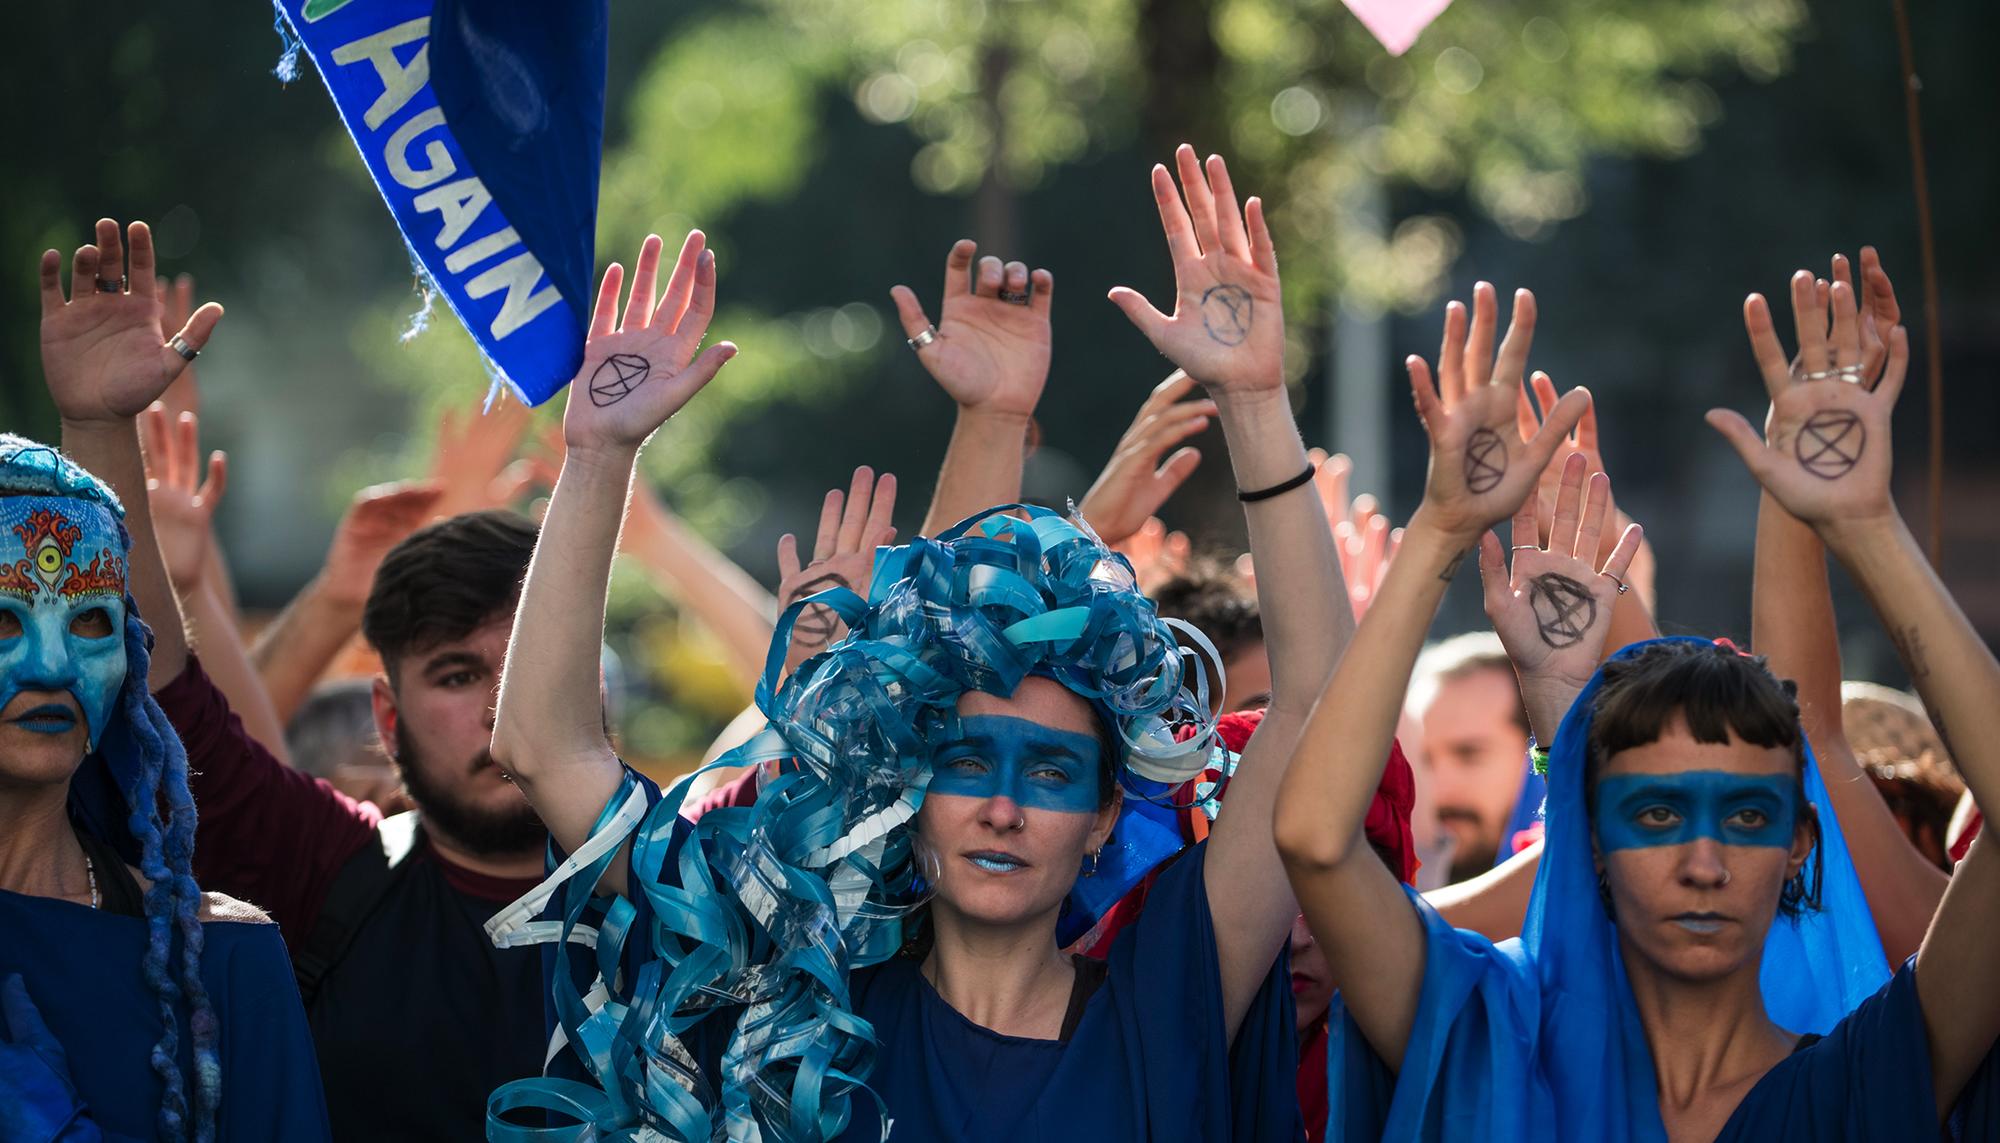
<box><xmin>925</xmin><ymin>715</ymin><xmax>1104</xmax><ymax>814</ymax></box>
<box><xmin>0</xmin><ymin>496</ymin><xmax>128</xmax><ymax>748</ymax></box>
<box><xmin>1593</xmin><ymin>769</ymin><xmax>1799</xmax><ymax>852</ymax></box>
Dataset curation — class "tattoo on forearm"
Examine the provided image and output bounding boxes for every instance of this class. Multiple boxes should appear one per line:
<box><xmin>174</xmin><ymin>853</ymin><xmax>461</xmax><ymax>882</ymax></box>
<box><xmin>1438</xmin><ymin>548</ymin><xmax>1470</xmax><ymax>582</ymax></box>
<box><xmin>1794</xmin><ymin>410</ymin><xmax>1863</xmax><ymax>480</ymax></box>
<box><xmin>588</xmin><ymin>353</ymin><xmax>653</xmax><ymax>407</ymax></box>
<box><xmin>1890</xmin><ymin>623</ymin><xmax>1930</xmax><ymax>680</ymax></box>
<box><xmin>787</xmin><ymin>571</ymin><xmax>852</xmax><ymax>648</ymax></box>
<box><xmin>1200</xmin><ymin>284</ymin><xmax>1253</xmax><ymax>346</ymax></box>
<box><xmin>1464</xmin><ymin>428</ymin><xmax>1506</xmax><ymax>494</ymax></box>
<box><xmin>1528</xmin><ymin>572</ymin><xmax>1596</xmax><ymax>648</ymax></box>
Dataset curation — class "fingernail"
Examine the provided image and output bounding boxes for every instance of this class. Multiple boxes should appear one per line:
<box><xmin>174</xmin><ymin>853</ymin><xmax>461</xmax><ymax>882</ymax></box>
<box><xmin>699</xmin><ymin>250</ymin><xmax>715</xmax><ymax>269</ymax></box>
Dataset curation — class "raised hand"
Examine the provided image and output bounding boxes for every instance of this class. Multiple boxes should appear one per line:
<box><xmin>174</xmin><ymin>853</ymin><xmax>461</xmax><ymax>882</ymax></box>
<box><xmin>1707</xmin><ymin>263</ymin><xmax>1908</xmax><ymax>528</ymax></box>
<box><xmin>777</xmin><ymin>467</ymin><xmax>897</xmax><ymax>671</ymax></box>
<box><xmin>40</xmin><ymin>218</ymin><xmax>222</xmax><ymax>425</ymax></box>
<box><xmin>1480</xmin><ymin>453</ymin><xmax>1642</xmax><ymax>694</ymax></box>
<box><xmin>1405</xmin><ymin>284</ymin><xmax>1587</xmax><ymax>545</ymax></box>
<box><xmin>890</xmin><ymin>240</ymin><xmax>1053</xmax><ymax>419</ymax></box>
<box><xmin>321</xmin><ymin>481</ymin><xmax>448</xmax><ymax>609</ymax></box>
<box><xmin>563</xmin><ymin>231</ymin><xmax>736</xmax><ymax>454</ymax></box>
<box><xmin>1111</xmin><ymin>516</ymin><xmax>1192</xmax><ymax>595</ymax></box>
<box><xmin>1109</xmin><ymin>146</ymin><xmax>1283</xmax><ymax>395</ymax></box>
<box><xmin>430</xmin><ymin>395</ymin><xmax>535</xmax><ymax>519</ymax></box>
<box><xmin>1078</xmin><ymin>369</ymin><xmax>1215</xmax><ymax>544</ymax></box>
<box><xmin>1336</xmin><ymin>492</ymin><xmax>1401</xmax><ymax>620</ymax></box>
<box><xmin>139</xmin><ymin>404</ymin><xmax>226</xmax><ymax>592</ymax></box>
<box><xmin>157</xmin><ymin>274</ymin><xmax>205</xmax><ymax>422</ymax></box>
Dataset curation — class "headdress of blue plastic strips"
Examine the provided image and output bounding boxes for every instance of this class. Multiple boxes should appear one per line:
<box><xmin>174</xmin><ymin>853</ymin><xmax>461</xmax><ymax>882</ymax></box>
<box><xmin>484</xmin><ymin>504</ymin><xmax>1224</xmax><ymax>1142</ymax></box>
<box><xmin>0</xmin><ymin>435</ymin><xmax>221</xmax><ymax>1142</ymax></box>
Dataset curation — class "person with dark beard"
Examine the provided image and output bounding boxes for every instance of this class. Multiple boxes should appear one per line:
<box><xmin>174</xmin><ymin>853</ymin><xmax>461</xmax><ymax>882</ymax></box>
<box><xmin>156</xmin><ymin>509</ymin><xmax>548</xmax><ymax>1141</ymax></box>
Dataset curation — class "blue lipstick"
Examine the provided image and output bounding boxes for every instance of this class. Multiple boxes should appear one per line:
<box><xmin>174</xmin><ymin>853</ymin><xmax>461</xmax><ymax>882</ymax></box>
<box><xmin>10</xmin><ymin>704</ymin><xmax>78</xmax><ymax>734</ymax></box>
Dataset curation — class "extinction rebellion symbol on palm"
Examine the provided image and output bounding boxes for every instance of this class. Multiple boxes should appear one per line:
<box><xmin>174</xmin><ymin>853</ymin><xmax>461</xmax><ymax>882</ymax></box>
<box><xmin>1793</xmin><ymin>410</ymin><xmax>1864</xmax><ymax>480</ymax></box>
<box><xmin>1463</xmin><ymin>428</ymin><xmax>1507</xmax><ymax>494</ymax></box>
<box><xmin>588</xmin><ymin>353</ymin><xmax>652</xmax><ymax>407</ymax></box>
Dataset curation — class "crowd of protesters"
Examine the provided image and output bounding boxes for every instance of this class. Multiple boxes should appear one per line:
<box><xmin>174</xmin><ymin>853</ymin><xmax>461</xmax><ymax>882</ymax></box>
<box><xmin>1</xmin><ymin>144</ymin><xmax>1993</xmax><ymax>1142</ymax></box>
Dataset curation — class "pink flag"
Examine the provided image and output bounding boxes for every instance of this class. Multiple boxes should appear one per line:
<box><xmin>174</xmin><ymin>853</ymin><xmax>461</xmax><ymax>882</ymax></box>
<box><xmin>1341</xmin><ymin>0</ymin><xmax>1454</xmax><ymax>56</ymax></box>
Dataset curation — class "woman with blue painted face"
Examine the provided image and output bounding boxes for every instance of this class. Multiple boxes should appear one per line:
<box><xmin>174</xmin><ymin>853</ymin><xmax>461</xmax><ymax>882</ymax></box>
<box><xmin>486</xmin><ymin>146</ymin><xmax>1349</xmax><ymax>1141</ymax></box>
<box><xmin>0</xmin><ymin>222</ymin><xmax>329</xmax><ymax>1141</ymax></box>
<box><xmin>1274</xmin><ymin>263</ymin><xmax>2000</xmax><ymax>1142</ymax></box>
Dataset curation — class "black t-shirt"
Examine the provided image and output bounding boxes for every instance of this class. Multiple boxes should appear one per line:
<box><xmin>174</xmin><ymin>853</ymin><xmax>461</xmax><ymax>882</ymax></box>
<box><xmin>308</xmin><ymin>841</ymin><xmax>543</xmax><ymax>1142</ymax></box>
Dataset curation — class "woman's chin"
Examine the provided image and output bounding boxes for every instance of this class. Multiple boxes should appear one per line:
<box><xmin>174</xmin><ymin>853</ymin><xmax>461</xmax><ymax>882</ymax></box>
<box><xmin>0</xmin><ymin>723</ymin><xmax>89</xmax><ymax>786</ymax></box>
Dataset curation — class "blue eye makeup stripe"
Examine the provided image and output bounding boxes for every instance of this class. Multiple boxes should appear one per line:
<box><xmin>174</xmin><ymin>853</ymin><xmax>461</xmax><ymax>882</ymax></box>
<box><xmin>924</xmin><ymin>715</ymin><xmax>1103</xmax><ymax>814</ymax></box>
<box><xmin>1593</xmin><ymin>770</ymin><xmax>1799</xmax><ymax>852</ymax></box>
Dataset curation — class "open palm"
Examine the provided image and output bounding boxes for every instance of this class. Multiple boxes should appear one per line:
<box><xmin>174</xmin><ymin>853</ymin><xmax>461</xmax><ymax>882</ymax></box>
<box><xmin>1109</xmin><ymin>146</ymin><xmax>1284</xmax><ymax>396</ymax></box>
<box><xmin>1708</xmin><ymin>271</ymin><xmax>1904</xmax><ymax>527</ymax></box>
<box><xmin>890</xmin><ymin>240</ymin><xmax>1052</xmax><ymax>418</ymax></box>
<box><xmin>40</xmin><ymin>219</ymin><xmax>222</xmax><ymax>424</ymax></box>
<box><xmin>1407</xmin><ymin>285</ymin><xmax>1586</xmax><ymax>541</ymax></box>
<box><xmin>563</xmin><ymin>231</ymin><xmax>736</xmax><ymax>452</ymax></box>
<box><xmin>1482</xmin><ymin>454</ymin><xmax>1642</xmax><ymax>690</ymax></box>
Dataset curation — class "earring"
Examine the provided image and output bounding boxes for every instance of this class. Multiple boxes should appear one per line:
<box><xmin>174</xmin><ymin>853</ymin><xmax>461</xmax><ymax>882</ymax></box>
<box><xmin>1084</xmin><ymin>847</ymin><xmax>1103</xmax><ymax>877</ymax></box>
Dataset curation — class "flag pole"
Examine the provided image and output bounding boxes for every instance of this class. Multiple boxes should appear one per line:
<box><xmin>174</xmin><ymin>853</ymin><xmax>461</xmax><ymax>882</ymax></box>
<box><xmin>1888</xmin><ymin>0</ymin><xmax>1944</xmax><ymax>566</ymax></box>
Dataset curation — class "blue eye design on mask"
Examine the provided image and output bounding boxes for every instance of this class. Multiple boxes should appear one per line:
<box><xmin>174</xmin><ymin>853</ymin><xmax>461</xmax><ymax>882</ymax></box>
<box><xmin>0</xmin><ymin>496</ymin><xmax>128</xmax><ymax>748</ymax></box>
<box><xmin>1593</xmin><ymin>770</ymin><xmax>1799</xmax><ymax>853</ymax></box>
<box><xmin>924</xmin><ymin>715</ymin><xmax>1104</xmax><ymax>814</ymax></box>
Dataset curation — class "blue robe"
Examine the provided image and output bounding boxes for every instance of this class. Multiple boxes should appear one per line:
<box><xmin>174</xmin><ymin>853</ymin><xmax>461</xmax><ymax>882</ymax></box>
<box><xmin>1324</xmin><ymin>638</ymin><xmax>1997</xmax><ymax>1142</ymax></box>
<box><xmin>0</xmin><ymin>889</ymin><xmax>330</xmax><ymax>1142</ymax></box>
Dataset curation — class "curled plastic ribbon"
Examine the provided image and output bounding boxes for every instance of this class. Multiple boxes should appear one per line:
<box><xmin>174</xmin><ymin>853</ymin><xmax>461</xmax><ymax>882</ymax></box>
<box><xmin>486</xmin><ymin>505</ymin><xmax>1218</xmax><ymax>1141</ymax></box>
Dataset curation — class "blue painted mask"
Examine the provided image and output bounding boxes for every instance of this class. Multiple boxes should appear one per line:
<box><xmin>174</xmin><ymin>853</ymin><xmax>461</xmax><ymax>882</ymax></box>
<box><xmin>0</xmin><ymin>496</ymin><xmax>128</xmax><ymax>749</ymax></box>
<box><xmin>1593</xmin><ymin>769</ymin><xmax>1799</xmax><ymax>853</ymax></box>
<box><xmin>925</xmin><ymin>715</ymin><xmax>1104</xmax><ymax>814</ymax></box>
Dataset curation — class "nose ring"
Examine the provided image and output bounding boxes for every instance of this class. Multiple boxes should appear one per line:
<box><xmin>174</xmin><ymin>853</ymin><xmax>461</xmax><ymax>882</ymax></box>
<box><xmin>1008</xmin><ymin>816</ymin><xmax>1026</xmax><ymax>832</ymax></box>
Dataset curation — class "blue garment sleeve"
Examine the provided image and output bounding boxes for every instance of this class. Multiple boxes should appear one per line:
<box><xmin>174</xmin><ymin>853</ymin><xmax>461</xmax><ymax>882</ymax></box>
<box><xmin>209</xmin><ymin>922</ymin><xmax>334</xmax><ymax>1142</ymax></box>
<box><xmin>1107</xmin><ymin>842</ymin><xmax>1302</xmax><ymax>1140</ymax></box>
<box><xmin>1324</xmin><ymin>888</ymin><xmax>1550</xmax><ymax>1142</ymax></box>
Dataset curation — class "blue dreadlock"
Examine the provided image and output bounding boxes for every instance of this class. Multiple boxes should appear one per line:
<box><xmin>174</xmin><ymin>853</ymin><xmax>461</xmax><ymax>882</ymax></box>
<box><xmin>0</xmin><ymin>434</ymin><xmax>219</xmax><ymax>1142</ymax></box>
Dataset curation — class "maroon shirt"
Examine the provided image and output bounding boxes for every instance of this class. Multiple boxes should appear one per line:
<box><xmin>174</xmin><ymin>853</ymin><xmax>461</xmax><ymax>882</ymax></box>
<box><xmin>160</xmin><ymin>656</ymin><xmax>385</xmax><ymax>948</ymax></box>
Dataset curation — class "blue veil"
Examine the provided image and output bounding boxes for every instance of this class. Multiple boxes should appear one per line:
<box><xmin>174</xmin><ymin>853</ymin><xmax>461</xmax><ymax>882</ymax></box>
<box><xmin>1328</xmin><ymin>636</ymin><xmax>1888</xmax><ymax>1142</ymax></box>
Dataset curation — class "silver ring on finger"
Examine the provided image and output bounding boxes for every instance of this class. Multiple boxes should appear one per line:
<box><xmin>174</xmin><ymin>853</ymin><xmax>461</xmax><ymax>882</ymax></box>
<box><xmin>1510</xmin><ymin>544</ymin><xmax>1541</xmax><ymax>553</ymax></box>
<box><xmin>998</xmin><ymin>290</ymin><xmax>1031</xmax><ymax>305</ymax></box>
<box><xmin>95</xmin><ymin>275</ymin><xmax>126</xmax><ymax>294</ymax></box>
<box><xmin>907</xmin><ymin>325</ymin><xmax>938</xmax><ymax>351</ymax></box>
<box><xmin>1834</xmin><ymin>363</ymin><xmax>1866</xmax><ymax>384</ymax></box>
<box><xmin>1600</xmin><ymin>570</ymin><xmax>1629</xmax><ymax>596</ymax></box>
<box><xmin>168</xmin><ymin>334</ymin><xmax>199</xmax><ymax>362</ymax></box>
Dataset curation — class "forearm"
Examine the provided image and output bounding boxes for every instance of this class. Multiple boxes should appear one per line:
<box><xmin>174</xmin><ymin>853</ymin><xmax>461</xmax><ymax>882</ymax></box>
<box><xmin>1759</xmin><ymin>494</ymin><xmax>1944</xmax><ymax>962</ymax></box>
<box><xmin>1276</xmin><ymin>519</ymin><xmax>1458</xmax><ymax>867</ymax></box>
<box><xmin>1217</xmin><ymin>389</ymin><xmax>1353</xmax><ymax>714</ymax></box>
<box><xmin>1273</xmin><ymin>522</ymin><xmax>1455</xmax><ymax>1069</ymax></box>
<box><xmin>182</xmin><ymin>583</ymin><xmax>291</xmax><ymax>763</ymax></box>
<box><xmin>1428</xmin><ymin>838</ymin><xmax>1541</xmax><ymax>942</ymax></box>
<box><xmin>624</xmin><ymin>503</ymin><xmax>776</xmax><ymax>691</ymax></box>
<box><xmin>251</xmin><ymin>576</ymin><xmax>366</xmax><ymax>723</ymax></box>
<box><xmin>1823</xmin><ymin>514</ymin><xmax>2000</xmax><ymax>808</ymax></box>
<box><xmin>60</xmin><ymin>418</ymin><xmax>188</xmax><ymax>685</ymax></box>
<box><xmin>1200</xmin><ymin>387</ymin><xmax>1347</xmax><ymax>1030</ymax></box>
<box><xmin>491</xmin><ymin>445</ymin><xmax>633</xmax><ymax>855</ymax></box>
<box><xmin>1753</xmin><ymin>493</ymin><xmax>1844</xmax><ymax>740</ymax></box>
<box><xmin>204</xmin><ymin>535</ymin><xmax>241</xmax><ymax>623</ymax></box>
<box><xmin>921</xmin><ymin>408</ymin><xmax>1028</xmax><ymax>535</ymax></box>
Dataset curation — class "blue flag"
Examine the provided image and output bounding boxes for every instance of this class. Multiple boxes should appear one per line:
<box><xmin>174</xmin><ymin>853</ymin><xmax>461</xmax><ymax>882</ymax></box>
<box><xmin>274</xmin><ymin>0</ymin><xmax>608</xmax><ymax>405</ymax></box>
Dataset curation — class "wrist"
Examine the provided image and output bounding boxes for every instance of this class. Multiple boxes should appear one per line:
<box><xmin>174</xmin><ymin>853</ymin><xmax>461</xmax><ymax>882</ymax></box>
<box><xmin>305</xmin><ymin>571</ymin><xmax>371</xmax><ymax>620</ymax></box>
<box><xmin>560</xmin><ymin>442</ymin><xmax>642</xmax><ymax>483</ymax></box>
<box><xmin>955</xmin><ymin>405</ymin><xmax>1033</xmax><ymax>430</ymax></box>
<box><xmin>1815</xmin><ymin>510</ymin><xmax>1906</xmax><ymax>557</ymax></box>
<box><xmin>1403</xmin><ymin>505</ymin><xmax>1483</xmax><ymax>551</ymax></box>
<box><xmin>1399</xmin><ymin>513</ymin><xmax>1475</xmax><ymax>577</ymax></box>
